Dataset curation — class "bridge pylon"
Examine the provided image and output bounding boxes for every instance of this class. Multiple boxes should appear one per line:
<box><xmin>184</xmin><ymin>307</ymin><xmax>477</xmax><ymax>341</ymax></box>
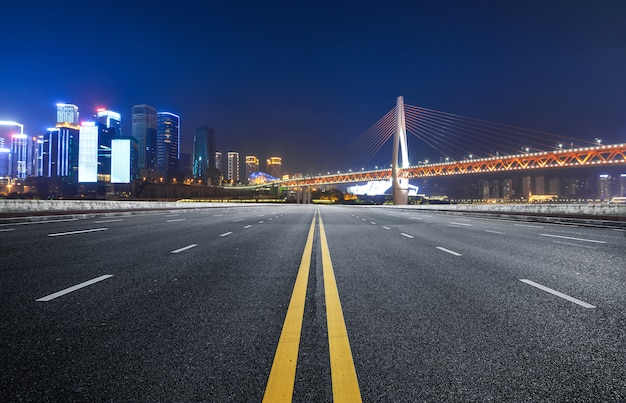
<box><xmin>392</xmin><ymin>96</ymin><xmax>409</xmax><ymax>205</ymax></box>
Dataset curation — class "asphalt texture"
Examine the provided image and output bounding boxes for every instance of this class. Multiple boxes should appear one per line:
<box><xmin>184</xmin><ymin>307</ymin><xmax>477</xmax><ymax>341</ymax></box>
<box><xmin>1</xmin><ymin>204</ymin><xmax>625</xmax><ymax>402</ymax></box>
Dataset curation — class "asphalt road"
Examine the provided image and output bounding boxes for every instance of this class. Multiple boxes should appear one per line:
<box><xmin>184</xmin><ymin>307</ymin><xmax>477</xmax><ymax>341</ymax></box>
<box><xmin>1</xmin><ymin>204</ymin><xmax>624</xmax><ymax>402</ymax></box>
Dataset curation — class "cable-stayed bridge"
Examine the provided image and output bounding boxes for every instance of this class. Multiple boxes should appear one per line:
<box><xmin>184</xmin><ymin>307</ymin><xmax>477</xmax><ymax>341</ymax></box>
<box><xmin>284</xmin><ymin>97</ymin><xmax>626</xmax><ymax>203</ymax></box>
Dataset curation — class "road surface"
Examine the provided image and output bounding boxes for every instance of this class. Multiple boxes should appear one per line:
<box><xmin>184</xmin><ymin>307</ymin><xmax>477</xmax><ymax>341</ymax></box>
<box><xmin>1</xmin><ymin>204</ymin><xmax>624</xmax><ymax>401</ymax></box>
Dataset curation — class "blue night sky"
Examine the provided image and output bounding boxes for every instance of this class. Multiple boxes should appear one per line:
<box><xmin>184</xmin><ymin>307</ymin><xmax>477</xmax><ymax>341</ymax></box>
<box><xmin>1</xmin><ymin>0</ymin><xmax>625</xmax><ymax>174</ymax></box>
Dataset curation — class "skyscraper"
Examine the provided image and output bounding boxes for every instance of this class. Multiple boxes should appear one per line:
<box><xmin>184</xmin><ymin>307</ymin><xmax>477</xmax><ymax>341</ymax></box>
<box><xmin>41</xmin><ymin>126</ymin><xmax>79</xmax><ymax>180</ymax></box>
<box><xmin>193</xmin><ymin>126</ymin><xmax>210</xmax><ymax>182</ymax></box>
<box><xmin>245</xmin><ymin>155</ymin><xmax>259</xmax><ymax>181</ymax></box>
<box><xmin>96</xmin><ymin>109</ymin><xmax>122</xmax><ymax>137</ymax></box>
<box><xmin>132</xmin><ymin>104</ymin><xmax>157</xmax><ymax>171</ymax></box>
<box><xmin>78</xmin><ymin>122</ymin><xmax>98</xmax><ymax>183</ymax></box>
<box><xmin>156</xmin><ymin>112</ymin><xmax>180</xmax><ymax>181</ymax></box>
<box><xmin>56</xmin><ymin>103</ymin><xmax>80</xmax><ymax>128</ymax></box>
<box><xmin>215</xmin><ymin>152</ymin><xmax>222</xmax><ymax>171</ymax></box>
<box><xmin>227</xmin><ymin>152</ymin><xmax>240</xmax><ymax>183</ymax></box>
<box><xmin>193</xmin><ymin>126</ymin><xmax>217</xmax><ymax>184</ymax></box>
<box><xmin>267</xmin><ymin>156</ymin><xmax>282</xmax><ymax>179</ymax></box>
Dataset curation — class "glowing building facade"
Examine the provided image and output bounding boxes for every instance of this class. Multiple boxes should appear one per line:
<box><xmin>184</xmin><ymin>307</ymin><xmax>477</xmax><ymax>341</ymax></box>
<box><xmin>56</xmin><ymin>103</ymin><xmax>80</xmax><ymax>128</ymax></box>
<box><xmin>78</xmin><ymin>122</ymin><xmax>98</xmax><ymax>182</ymax></box>
<box><xmin>227</xmin><ymin>152</ymin><xmax>240</xmax><ymax>183</ymax></box>
<box><xmin>245</xmin><ymin>155</ymin><xmax>259</xmax><ymax>181</ymax></box>
<box><xmin>267</xmin><ymin>156</ymin><xmax>282</xmax><ymax>179</ymax></box>
<box><xmin>41</xmin><ymin>126</ymin><xmax>79</xmax><ymax>180</ymax></box>
<box><xmin>156</xmin><ymin>112</ymin><xmax>180</xmax><ymax>180</ymax></box>
<box><xmin>111</xmin><ymin>137</ymin><xmax>137</xmax><ymax>183</ymax></box>
<box><xmin>132</xmin><ymin>104</ymin><xmax>157</xmax><ymax>170</ymax></box>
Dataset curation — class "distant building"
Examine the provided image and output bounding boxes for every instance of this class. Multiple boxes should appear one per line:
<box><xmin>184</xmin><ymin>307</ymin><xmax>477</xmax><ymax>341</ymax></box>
<box><xmin>156</xmin><ymin>112</ymin><xmax>180</xmax><ymax>181</ymax></box>
<box><xmin>56</xmin><ymin>103</ymin><xmax>80</xmax><ymax>128</ymax></box>
<box><xmin>620</xmin><ymin>174</ymin><xmax>626</xmax><ymax>197</ymax></box>
<box><xmin>111</xmin><ymin>137</ymin><xmax>138</xmax><ymax>184</ymax></box>
<box><xmin>215</xmin><ymin>151</ymin><xmax>222</xmax><ymax>171</ymax></box>
<box><xmin>502</xmin><ymin>179</ymin><xmax>513</xmax><ymax>200</ymax></box>
<box><xmin>227</xmin><ymin>152</ymin><xmax>240</xmax><ymax>183</ymax></box>
<box><xmin>41</xmin><ymin>126</ymin><xmax>79</xmax><ymax>180</ymax></box>
<box><xmin>267</xmin><ymin>156</ymin><xmax>282</xmax><ymax>179</ymax></box>
<box><xmin>245</xmin><ymin>155</ymin><xmax>259</xmax><ymax>181</ymax></box>
<box><xmin>132</xmin><ymin>104</ymin><xmax>157</xmax><ymax>171</ymax></box>
<box><xmin>193</xmin><ymin>126</ymin><xmax>218</xmax><ymax>184</ymax></box>
<box><xmin>96</xmin><ymin>109</ymin><xmax>122</xmax><ymax>137</ymax></box>
<box><xmin>10</xmin><ymin>133</ymin><xmax>36</xmax><ymax>180</ymax></box>
<box><xmin>78</xmin><ymin>122</ymin><xmax>99</xmax><ymax>183</ymax></box>
<box><xmin>598</xmin><ymin>174</ymin><xmax>611</xmax><ymax>201</ymax></box>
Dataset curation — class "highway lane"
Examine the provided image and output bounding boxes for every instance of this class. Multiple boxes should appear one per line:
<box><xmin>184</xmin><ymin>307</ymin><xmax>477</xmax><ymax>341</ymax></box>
<box><xmin>1</xmin><ymin>205</ymin><xmax>315</xmax><ymax>401</ymax></box>
<box><xmin>1</xmin><ymin>204</ymin><xmax>625</xmax><ymax>401</ymax></box>
<box><xmin>325</xmin><ymin>206</ymin><xmax>625</xmax><ymax>401</ymax></box>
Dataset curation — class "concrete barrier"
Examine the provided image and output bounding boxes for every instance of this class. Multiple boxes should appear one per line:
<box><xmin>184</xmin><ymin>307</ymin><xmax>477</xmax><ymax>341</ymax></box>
<box><xmin>386</xmin><ymin>203</ymin><xmax>626</xmax><ymax>217</ymax></box>
<box><xmin>0</xmin><ymin>199</ymin><xmax>247</xmax><ymax>215</ymax></box>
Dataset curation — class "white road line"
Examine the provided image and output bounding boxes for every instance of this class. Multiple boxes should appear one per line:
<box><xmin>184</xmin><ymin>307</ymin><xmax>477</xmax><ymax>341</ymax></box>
<box><xmin>485</xmin><ymin>230</ymin><xmax>505</xmax><ymax>235</ymax></box>
<box><xmin>553</xmin><ymin>240</ymin><xmax>594</xmax><ymax>249</ymax></box>
<box><xmin>171</xmin><ymin>244</ymin><xmax>198</xmax><ymax>254</ymax></box>
<box><xmin>220</xmin><ymin>232</ymin><xmax>233</xmax><ymax>237</ymax></box>
<box><xmin>166</xmin><ymin>219</ymin><xmax>186</xmax><ymax>223</ymax></box>
<box><xmin>94</xmin><ymin>219</ymin><xmax>123</xmax><ymax>224</ymax></box>
<box><xmin>232</xmin><ymin>218</ymin><xmax>244</xmax><ymax>222</ymax></box>
<box><xmin>514</xmin><ymin>223</ymin><xmax>544</xmax><ymax>229</ymax></box>
<box><xmin>258</xmin><ymin>220</ymin><xmax>265</xmax><ymax>224</ymax></box>
<box><xmin>269</xmin><ymin>218</ymin><xmax>273</xmax><ymax>221</ymax></box>
<box><xmin>612</xmin><ymin>228</ymin><xmax>625</xmax><ymax>232</ymax></box>
<box><xmin>437</xmin><ymin>246</ymin><xmax>462</xmax><ymax>256</ymax></box>
<box><xmin>361</xmin><ymin>218</ymin><xmax>367</xmax><ymax>221</ymax></box>
<box><xmin>540</xmin><ymin>233</ymin><xmax>606</xmax><ymax>244</ymax></box>
<box><xmin>36</xmin><ymin>275</ymin><xmax>113</xmax><ymax>302</ymax></box>
<box><xmin>244</xmin><ymin>225</ymin><xmax>252</xmax><ymax>229</ymax></box>
<box><xmin>1</xmin><ymin>218</ymin><xmax>79</xmax><ymax>227</ymax></box>
<box><xmin>370</xmin><ymin>222</ymin><xmax>376</xmax><ymax>225</ymax></box>
<box><xmin>382</xmin><ymin>226</ymin><xmax>390</xmax><ymax>230</ymax></box>
<box><xmin>213</xmin><ymin>214</ymin><xmax>224</xmax><ymax>217</ymax></box>
<box><xmin>409</xmin><ymin>216</ymin><xmax>423</xmax><ymax>220</ymax></box>
<box><xmin>449</xmin><ymin>222</ymin><xmax>472</xmax><ymax>226</ymax></box>
<box><xmin>400</xmin><ymin>233</ymin><xmax>414</xmax><ymax>238</ymax></box>
<box><xmin>519</xmin><ymin>279</ymin><xmax>596</xmax><ymax>309</ymax></box>
<box><xmin>165</xmin><ymin>214</ymin><xmax>179</xmax><ymax>217</ymax></box>
<box><xmin>0</xmin><ymin>228</ymin><xmax>15</xmax><ymax>232</ymax></box>
<box><xmin>48</xmin><ymin>228</ymin><xmax>108</xmax><ymax>237</ymax></box>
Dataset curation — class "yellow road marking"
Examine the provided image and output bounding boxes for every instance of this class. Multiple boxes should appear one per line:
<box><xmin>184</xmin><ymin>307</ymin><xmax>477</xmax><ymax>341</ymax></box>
<box><xmin>263</xmin><ymin>210</ymin><xmax>361</xmax><ymax>402</ymax></box>
<box><xmin>319</xmin><ymin>214</ymin><xmax>362</xmax><ymax>402</ymax></box>
<box><xmin>263</xmin><ymin>215</ymin><xmax>316</xmax><ymax>402</ymax></box>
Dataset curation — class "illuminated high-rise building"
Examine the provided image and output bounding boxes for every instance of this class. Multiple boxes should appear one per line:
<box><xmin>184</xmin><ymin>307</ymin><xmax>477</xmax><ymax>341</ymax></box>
<box><xmin>267</xmin><ymin>156</ymin><xmax>282</xmax><ymax>179</ymax></box>
<box><xmin>245</xmin><ymin>155</ymin><xmax>259</xmax><ymax>181</ymax></box>
<box><xmin>41</xmin><ymin>126</ymin><xmax>79</xmax><ymax>180</ymax></box>
<box><xmin>96</xmin><ymin>109</ymin><xmax>122</xmax><ymax>137</ymax></box>
<box><xmin>227</xmin><ymin>152</ymin><xmax>240</xmax><ymax>182</ymax></box>
<box><xmin>620</xmin><ymin>174</ymin><xmax>626</xmax><ymax>197</ymax></box>
<box><xmin>11</xmin><ymin>133</ymin><xmax>36</xmax><ymax>180</ymax></box>
<box><xmin>193</xmin><ymin>126</ymin><xmax>211</xmax><ymax>182</ymax></box>
<box><xmin>111</xmin><ymin>137</ymin><xmax>138</xmax><ymax>184</ymax></box>
<box><xmin>78</xmin><ymin>122</ymin><xmax>99</xmax><ymax>183</ymax></box>
<box><xmin>215</xmin><ymin>152</ymin><xmax>222</xmax><ymax>171</ymax></box>
<box><xmin>56</xmin><ymin>103</ymin><xmax>80</xmax><ymax>128</ymax></box>
<box><xmin>132</xmin><ymin>104</ymin><xmax>157</xmax><ymax>170</ymax></box>
<box><xmin>156</xmin><ymin>112</ymin><xmax>180</xmax><ymax>181</ymax></box>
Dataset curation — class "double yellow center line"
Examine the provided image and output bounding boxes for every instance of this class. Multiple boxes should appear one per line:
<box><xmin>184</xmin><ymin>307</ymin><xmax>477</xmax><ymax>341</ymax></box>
<box><xmin>263</xmin><ymin>210</ymin><xmax>361</xmax><ymax>402</ymax></box>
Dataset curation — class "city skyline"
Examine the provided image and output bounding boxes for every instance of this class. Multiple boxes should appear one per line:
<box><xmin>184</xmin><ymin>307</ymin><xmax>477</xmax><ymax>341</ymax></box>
<box><xmin>2</xmin><ymin>1</ymin><xmax>626</xmax><ymax>175</ymax></box>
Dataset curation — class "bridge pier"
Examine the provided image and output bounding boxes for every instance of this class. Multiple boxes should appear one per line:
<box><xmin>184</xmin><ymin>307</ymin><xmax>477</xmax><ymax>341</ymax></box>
<box><xmin>392</xmin><ymin>96</ymin><xmax>409</xmax><ymax>205</ymax></box>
